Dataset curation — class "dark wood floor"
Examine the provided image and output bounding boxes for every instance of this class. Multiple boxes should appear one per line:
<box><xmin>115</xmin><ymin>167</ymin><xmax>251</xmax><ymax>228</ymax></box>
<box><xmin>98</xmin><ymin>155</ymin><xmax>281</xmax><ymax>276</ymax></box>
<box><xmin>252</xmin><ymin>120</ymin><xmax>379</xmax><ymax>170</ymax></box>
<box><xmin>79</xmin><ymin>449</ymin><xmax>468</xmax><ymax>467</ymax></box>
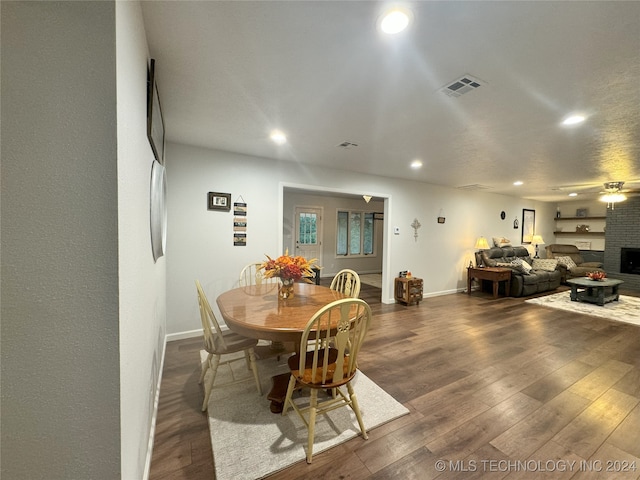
<box><xmin>150</xmin><ymin>284</ymin><xmax>640</xmax><ymax>479</ymax></box>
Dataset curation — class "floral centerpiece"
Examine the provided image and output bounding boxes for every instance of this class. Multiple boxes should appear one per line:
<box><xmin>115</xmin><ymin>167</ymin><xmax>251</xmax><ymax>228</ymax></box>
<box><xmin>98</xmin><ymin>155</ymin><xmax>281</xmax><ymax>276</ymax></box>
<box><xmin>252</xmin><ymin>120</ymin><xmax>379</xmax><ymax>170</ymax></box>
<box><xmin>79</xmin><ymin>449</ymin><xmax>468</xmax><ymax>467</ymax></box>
<box><xmin>259</xmin><ymin>249</ymin><xmax>318</xmax><ymax>299</ymax></box>
<box><xmin>587</xmin><ymin>271</ymin><xmax>607</xmax><ymax>281</ymax></box>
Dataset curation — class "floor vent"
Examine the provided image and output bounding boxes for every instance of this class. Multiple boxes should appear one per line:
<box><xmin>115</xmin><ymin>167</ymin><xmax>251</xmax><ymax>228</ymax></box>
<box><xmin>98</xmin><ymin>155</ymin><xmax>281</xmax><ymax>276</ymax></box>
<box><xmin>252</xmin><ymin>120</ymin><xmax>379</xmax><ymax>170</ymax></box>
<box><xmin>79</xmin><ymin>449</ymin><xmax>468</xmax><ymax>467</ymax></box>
<box><xmin>440</xmin><ymin>74</ymin><xmax>485</xmax><ymax>98</ymax></box>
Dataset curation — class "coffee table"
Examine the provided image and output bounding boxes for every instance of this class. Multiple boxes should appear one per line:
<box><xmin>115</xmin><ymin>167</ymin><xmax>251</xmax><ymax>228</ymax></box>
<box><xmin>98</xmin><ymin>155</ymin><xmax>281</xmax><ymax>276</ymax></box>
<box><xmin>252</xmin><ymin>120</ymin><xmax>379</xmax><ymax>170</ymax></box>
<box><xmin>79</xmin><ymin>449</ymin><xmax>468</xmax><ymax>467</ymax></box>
<box><xmin>566</xmin><ymin>277</ymin><xmax>624</xmax><ymax>306</ymax></box>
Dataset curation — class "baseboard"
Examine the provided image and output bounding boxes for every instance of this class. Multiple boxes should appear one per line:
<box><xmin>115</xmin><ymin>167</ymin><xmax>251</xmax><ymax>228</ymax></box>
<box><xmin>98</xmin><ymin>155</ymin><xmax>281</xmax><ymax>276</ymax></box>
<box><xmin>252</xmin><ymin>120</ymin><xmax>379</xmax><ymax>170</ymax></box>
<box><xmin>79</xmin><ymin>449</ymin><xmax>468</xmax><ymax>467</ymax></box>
<box><xmin>142</xmin><ymin>335</ymin><xmax>167</xmax><ymax>480</ymax></box>
<box><xmin>166</xmin><ymin>328</ymin><xmax>202</xmax><ymax>342</ymax></box>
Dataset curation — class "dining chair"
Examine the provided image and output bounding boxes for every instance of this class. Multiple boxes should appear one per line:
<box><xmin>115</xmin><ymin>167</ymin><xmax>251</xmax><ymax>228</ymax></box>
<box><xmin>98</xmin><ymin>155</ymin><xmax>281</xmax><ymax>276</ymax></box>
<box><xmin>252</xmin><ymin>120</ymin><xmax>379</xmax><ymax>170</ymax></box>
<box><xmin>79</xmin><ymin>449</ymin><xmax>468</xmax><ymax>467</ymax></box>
<box><xmin>195</xmin><ymin>280</ymin><xmax>262</xmax><ymax>411</ymax></box>
<box><xmin>282</xmin><ymin>297</ymin><xmax>372</xmax><ymax>463</ymax></box>
<box><xmin>329</xmin><ymin>269</ymin><xmax>361</xmax><ymax>298</ymax></box>
<box><xmin>239</xmin><ymin>262</ymin><xmax>277</xmax><ymax>287</ymax></box>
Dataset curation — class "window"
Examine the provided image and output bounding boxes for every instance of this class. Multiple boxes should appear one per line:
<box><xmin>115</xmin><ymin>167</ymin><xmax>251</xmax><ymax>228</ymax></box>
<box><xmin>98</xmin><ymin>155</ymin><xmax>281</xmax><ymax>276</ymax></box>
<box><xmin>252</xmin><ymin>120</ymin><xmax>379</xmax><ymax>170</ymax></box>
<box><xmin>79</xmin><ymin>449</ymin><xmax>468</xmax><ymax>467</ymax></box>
<box><xmin>298</xmin><ymin>212</ymin><xmax>317</xmax><ymax>245</ymax></box>
<box><xmin>337</xmin><ymin>211</ymin><xmax>374</xmax><ymax>256</ymax></box>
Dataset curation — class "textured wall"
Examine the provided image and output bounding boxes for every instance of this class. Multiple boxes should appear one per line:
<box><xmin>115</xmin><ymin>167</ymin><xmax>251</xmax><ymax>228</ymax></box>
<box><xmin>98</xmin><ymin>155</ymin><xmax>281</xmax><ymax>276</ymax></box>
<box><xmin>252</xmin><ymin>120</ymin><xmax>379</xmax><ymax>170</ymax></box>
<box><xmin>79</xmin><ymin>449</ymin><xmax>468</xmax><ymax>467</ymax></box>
<box><xmin>1</xmin><ymin>2</ymin><xmax>120</xmax><ymax>478</ymax></box>
<box><xmin>604</xmin><ymin>196</ymin><xmax>640</xmax><ymax>291</ymax></box>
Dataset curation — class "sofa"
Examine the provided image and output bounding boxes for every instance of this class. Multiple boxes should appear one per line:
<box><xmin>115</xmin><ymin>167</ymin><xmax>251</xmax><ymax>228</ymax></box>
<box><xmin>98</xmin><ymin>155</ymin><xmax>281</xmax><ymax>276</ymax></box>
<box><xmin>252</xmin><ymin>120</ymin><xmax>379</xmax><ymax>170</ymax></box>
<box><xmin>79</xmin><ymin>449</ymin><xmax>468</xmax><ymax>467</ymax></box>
<box><xmin>477</xmin><ymin>246</ymin><xmax>562</xmax><ymax>297</ymax></box>
<box><xmin>545</xmin><ymin>244</ymin><xmax>605</xmax><ymax>283</ymax></box>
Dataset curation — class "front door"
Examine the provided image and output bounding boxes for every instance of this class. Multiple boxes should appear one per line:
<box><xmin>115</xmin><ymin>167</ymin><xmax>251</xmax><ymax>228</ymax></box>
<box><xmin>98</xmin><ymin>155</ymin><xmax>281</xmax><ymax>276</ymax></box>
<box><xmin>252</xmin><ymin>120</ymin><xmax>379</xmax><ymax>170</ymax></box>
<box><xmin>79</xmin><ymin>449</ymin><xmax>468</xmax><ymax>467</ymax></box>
<box><xmin>294</xmin><ymin>207</ymin><xmax>322</xmax><ymax>268</ymax></box>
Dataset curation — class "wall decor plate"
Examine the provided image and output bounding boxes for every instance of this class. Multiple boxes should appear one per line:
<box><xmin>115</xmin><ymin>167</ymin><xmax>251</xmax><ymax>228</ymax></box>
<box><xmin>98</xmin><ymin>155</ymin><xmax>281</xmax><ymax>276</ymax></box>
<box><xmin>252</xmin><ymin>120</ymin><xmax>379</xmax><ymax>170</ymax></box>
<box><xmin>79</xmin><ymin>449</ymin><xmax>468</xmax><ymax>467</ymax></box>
<box><xmin>150</xmin><ymin>160</ymin><xmax>167</xmax><ymax>262</ymax></box>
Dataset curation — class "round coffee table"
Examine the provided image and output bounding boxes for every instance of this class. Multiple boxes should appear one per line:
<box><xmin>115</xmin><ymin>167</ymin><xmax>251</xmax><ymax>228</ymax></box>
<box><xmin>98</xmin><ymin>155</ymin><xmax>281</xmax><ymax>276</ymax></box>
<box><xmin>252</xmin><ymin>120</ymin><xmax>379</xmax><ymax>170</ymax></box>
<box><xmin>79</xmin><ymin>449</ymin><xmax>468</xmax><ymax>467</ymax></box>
<box><xmin>566</xmin><ymin>277</ymin><xmax>624</xmax><ymax>306</ymax></box>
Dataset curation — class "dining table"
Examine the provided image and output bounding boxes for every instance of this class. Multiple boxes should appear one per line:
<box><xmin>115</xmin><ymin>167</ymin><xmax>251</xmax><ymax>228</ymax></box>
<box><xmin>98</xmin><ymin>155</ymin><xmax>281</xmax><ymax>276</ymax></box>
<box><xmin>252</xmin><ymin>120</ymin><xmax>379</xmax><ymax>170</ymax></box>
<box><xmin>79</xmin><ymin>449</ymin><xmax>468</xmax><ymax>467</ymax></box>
<box><xmin>216</xmin><ymin>281</ymin><xmax>349</xmax><ymax>412</ymax></box>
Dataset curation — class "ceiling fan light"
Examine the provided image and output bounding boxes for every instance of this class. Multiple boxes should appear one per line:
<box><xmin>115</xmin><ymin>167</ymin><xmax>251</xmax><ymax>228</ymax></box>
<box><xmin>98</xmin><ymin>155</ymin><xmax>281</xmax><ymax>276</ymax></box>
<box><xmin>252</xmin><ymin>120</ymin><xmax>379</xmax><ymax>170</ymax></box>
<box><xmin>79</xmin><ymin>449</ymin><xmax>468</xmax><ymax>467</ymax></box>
<box><xmin>599</xmin><ymin>192</ymin><xmax>627</xmax><ymax>204</ymax></box>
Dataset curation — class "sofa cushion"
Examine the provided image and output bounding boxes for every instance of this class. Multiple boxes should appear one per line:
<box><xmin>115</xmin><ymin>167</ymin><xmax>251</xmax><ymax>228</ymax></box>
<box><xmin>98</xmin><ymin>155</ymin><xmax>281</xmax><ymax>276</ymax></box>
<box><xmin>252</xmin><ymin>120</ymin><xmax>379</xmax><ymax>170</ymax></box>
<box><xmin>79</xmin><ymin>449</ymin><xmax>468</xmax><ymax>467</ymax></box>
<box><xmin>556</xmin><ymin>255</ymin><xmax>577</xmax><ymax>269</ymax></box>
<box><xmin>532</xmin><ymin>258</ymin><xmax>558</xmax><ymax>272</ymax></box>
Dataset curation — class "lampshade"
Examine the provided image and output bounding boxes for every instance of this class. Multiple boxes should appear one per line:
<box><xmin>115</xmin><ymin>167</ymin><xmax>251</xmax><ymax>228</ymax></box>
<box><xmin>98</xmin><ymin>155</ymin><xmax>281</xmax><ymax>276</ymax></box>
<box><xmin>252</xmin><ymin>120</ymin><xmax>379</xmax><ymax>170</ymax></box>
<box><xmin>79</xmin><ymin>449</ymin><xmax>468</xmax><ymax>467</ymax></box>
<box><xmin>532</xmin><ymin>235</ymin><xmax>545</xmax><ymax>245</ymax></box>
<box><xmin>474</xmin><ymin>236</ymin><xmax>490</xmax><ymax>250</ymax></box>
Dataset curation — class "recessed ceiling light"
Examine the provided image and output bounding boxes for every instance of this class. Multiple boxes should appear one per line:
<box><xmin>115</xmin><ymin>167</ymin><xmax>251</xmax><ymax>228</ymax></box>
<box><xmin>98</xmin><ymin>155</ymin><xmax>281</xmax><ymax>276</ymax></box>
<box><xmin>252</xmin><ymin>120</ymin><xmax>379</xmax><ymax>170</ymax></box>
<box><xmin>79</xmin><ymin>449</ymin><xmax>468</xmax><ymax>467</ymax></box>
<box><xmin>380</xmin><ymin>9</ymin><xmax>410</xmax><ymax>34</ymax></box>
<box><xmin>568</xmin><ymin>192</ymin><xmax>578</xmax><ymax>197</ymax></box>
<box><xmin>410</xmin><ymin>159</ymin><xmax>423</xmax><ymax>169</ymax></box>
<box><xmin>562</xmin><ymin>114</ymin><xmax>586</xmax><ymax>126</ymax></box>
<box><xmin>270</xmin><ymin>130</ymin><xmax>287</xmax><ymax>145</ymax></box>
<box><xmin>513</xmin><ymin>181</ymin><xmax>523</xmax><ymax>186</ymax></box>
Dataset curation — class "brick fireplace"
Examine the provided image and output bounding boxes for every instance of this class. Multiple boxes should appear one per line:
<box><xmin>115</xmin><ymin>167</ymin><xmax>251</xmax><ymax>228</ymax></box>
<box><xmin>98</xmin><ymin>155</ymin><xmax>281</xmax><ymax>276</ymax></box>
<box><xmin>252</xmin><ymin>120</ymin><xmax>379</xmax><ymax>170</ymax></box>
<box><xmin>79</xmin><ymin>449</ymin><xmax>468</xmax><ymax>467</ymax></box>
<box><xmin>603</xmin><ymin>196</ymin><xmax>640</xmax><ymax>290</ymax></box>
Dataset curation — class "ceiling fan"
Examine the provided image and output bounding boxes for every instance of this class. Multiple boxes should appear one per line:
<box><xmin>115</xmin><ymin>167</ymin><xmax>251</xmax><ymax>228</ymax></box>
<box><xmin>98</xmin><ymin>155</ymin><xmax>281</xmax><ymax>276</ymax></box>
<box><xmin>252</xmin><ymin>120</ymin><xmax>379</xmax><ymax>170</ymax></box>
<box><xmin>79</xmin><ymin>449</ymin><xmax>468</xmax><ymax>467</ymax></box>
<box><xmin>550</xmin><ymin>179</ymin><xmax>640</xmax><ymax>208</ymax></box>
<box><xmin>551</xmin><ymin>179</ymin><xmax>640</xmax><ymax>195</ymax></box>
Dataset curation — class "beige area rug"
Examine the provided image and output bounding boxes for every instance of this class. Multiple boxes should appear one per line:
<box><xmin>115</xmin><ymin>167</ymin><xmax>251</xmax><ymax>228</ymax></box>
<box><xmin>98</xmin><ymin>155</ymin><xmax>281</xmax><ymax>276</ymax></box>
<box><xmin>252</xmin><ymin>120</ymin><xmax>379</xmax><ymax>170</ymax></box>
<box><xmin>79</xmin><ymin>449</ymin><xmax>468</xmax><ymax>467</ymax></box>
<box><xmin>200</xmin><ymin>348</ymin><xmax>409</xmax><ymax>480</ymax></box>
<box><xmin>359</xmin><ymin>273</ymin><xmax>382</xmax><ymax>288</ymax></box>
<box><xmin>526</xmin><ymin>291</ymin><xmax>640</xmax><ymax>326</ymax></box>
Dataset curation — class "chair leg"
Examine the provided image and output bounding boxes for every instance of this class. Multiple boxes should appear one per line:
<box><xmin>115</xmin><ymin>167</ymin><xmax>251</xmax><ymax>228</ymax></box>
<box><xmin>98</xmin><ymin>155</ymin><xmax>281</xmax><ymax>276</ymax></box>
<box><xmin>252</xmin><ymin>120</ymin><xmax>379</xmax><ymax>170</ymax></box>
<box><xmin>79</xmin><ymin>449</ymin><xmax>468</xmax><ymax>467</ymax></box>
<box><xmin>199</xmin><ymin>353</ymin><xmax>213</xmax><ymax>384</ymax></box>
<box><xmin>248</xmin><ymin>348</ymin><xmax>262</xmax><ymax>395</ymax></box>
<box><xmin>281</xmin><ymin>374</ymin><xmax>297</xmax><ymax>416</ymax></box>
<box><xmin>202</xmin><ymin>355</ymin><xmax>221</xmax><ymax>411</ymax></box>
<box><xmin>306</xmin><ymin>389</ymin><xmax>318</xmax><ymax>464</ymax></box>
<box><xmin>347</xmin><ymin>382</ymin><xmax>368</xmax><ymax>440</ymax></box>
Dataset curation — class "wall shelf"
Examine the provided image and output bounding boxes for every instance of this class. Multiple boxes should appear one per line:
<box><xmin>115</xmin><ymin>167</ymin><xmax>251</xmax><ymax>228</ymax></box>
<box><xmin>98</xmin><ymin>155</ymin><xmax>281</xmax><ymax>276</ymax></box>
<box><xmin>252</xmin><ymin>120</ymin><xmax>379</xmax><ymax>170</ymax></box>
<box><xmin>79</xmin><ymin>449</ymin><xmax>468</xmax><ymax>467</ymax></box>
<box><xmin>554</xmin><ymin>216</ymin><xmax>606</xmax><ymax>221</ymax></box>
<box><xmin>553</xmin><ymin>231</ymin><xmax>605</xmax><ymax>236</ymax></box>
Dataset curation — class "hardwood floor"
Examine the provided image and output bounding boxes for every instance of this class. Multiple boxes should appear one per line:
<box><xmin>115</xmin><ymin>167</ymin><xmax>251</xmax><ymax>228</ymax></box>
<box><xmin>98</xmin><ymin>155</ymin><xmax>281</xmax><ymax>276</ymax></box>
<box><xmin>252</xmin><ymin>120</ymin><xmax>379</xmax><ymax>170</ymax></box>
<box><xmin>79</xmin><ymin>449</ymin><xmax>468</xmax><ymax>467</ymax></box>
<box><xmin>150</xmin><ymin>284</ymin><xmax>640</xmax><ymax>479</ymax></box>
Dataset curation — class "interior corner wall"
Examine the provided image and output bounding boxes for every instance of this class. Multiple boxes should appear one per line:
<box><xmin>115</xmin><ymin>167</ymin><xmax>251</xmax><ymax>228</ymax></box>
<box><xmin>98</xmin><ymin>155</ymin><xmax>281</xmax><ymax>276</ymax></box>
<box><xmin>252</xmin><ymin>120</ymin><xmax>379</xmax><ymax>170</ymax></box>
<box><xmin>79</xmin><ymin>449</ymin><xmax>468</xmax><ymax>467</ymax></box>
<box><xmin>165</xmin><ymin>143</ymin><xmax>554</xmax><ymax>336</ymax></box>
<box><xmin>1</xmin><ymin>2</ymin><xmax>121</xmax><ymax>478</ymax></box>
<box><xmin>116</xmin><ymin>2</ymin><xmax>167</xmax><ymax>479</ymax></box>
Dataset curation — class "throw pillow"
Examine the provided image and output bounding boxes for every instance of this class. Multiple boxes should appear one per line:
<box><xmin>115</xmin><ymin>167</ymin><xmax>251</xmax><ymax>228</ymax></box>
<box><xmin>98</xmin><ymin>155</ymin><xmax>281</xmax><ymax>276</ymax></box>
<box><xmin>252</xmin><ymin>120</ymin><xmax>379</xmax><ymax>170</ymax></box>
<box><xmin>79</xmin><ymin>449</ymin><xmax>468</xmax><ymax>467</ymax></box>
<box><xmin>532</xmin><ymin>258</ymin><xmax>558</xmax><ymax>272</ymax></box>
<box><xmin>492</xmin><ymin>237</ymin><xmax>512</xmax><ymax>247</ymax></box>
<box><xmin>513</xmin><ymin>257</ymin><xmax>532</xmax><ymax>273</ymax></box>
<box><xmin>556</xmin><ymin>255</ymin><xmax>577</xmax><ymax>270</ymax></box>
<box><xmin>496</xmin><ymin>260</ymin><xmax>530</xmax><ymax>275</ymax></box>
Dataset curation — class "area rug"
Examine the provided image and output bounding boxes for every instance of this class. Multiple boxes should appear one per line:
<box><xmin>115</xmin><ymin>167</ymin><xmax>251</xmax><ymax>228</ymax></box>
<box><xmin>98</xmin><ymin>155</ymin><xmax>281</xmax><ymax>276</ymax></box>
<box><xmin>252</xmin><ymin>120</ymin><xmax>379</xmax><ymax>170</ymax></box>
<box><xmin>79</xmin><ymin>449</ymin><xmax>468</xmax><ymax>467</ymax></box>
<box><xmin>526</xmin><ymin>291</ymin><xmax>640</xmax><ymax>326</ymax></box>
<box><xmin>200</xmin><ymin>348</ymin><xmax>409</xmax><ymax>480</ymax></box>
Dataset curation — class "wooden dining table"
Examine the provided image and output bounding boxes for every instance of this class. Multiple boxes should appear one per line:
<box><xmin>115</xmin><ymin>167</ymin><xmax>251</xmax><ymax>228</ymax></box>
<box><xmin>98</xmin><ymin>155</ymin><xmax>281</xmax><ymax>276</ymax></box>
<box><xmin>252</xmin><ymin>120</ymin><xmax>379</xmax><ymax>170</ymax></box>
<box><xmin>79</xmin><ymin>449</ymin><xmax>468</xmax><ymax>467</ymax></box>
<box><xmin>216</xmin><ymin>282</ymin><xmax>348</xmax><ymax>412</ymax></box>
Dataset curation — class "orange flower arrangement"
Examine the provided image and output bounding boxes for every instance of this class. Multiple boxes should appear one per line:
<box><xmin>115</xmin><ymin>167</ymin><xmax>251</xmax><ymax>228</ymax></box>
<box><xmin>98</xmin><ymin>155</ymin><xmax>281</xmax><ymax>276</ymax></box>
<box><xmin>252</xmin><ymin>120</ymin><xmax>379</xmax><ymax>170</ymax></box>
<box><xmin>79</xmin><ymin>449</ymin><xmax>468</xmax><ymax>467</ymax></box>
<box><xmin>587</xmin><ymin>271</ymin><xmax>607</xmax><ymax>281</ymax></box>
<box><xmin>259</xmin><ymin>249</ymin><xmax>318</xmax><ymax>282</ymax></box>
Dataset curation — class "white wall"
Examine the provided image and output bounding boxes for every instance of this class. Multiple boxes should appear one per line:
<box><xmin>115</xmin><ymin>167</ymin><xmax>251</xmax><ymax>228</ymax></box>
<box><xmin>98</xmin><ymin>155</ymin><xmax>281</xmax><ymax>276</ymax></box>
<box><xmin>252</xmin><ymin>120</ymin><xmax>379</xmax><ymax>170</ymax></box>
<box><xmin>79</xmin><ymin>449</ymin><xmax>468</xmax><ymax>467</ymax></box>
<box><xmin>165</xmin><ymin>143</ymin><xmax>555</xmax><ymax>336</ymax></box>
<box><xmin>1</xmin><ymin>3</ymin><xmax>166</xmax><ymax>479</ymax></box>
<box><xmin>2</xmin><ymin>2</ymin><xmax>120</xmax><ymax>477</ymax></box>
<box><xmin>116</xmin><ymin>2</ymin><xmax>167</xmax><ymax>479</ymax></box>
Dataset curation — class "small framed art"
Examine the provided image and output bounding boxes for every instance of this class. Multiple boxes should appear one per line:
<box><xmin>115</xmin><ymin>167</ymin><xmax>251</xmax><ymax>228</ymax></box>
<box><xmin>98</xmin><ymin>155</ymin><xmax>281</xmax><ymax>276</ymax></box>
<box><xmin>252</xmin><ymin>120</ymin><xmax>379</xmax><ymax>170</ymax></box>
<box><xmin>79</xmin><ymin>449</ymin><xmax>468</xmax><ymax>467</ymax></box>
<box><xmin>208</xmin><ymin>192</ymin><xmax>231</xmax><ymax>211</ymax></box>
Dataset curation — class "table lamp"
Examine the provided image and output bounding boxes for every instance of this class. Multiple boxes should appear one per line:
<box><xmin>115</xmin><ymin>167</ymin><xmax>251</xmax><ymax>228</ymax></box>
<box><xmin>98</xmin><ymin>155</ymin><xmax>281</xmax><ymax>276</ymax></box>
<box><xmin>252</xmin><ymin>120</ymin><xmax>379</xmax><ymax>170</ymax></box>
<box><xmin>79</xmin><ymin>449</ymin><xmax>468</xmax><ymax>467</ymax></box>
<box><xmin>474</xmin><ymin>236</ymin><xmax>490</xmax><ymax>267</ymax></box>
<box><xmin>532</xmin><ymin>235</ymin><xmax>545</xmax><ymax>258</ymax></box>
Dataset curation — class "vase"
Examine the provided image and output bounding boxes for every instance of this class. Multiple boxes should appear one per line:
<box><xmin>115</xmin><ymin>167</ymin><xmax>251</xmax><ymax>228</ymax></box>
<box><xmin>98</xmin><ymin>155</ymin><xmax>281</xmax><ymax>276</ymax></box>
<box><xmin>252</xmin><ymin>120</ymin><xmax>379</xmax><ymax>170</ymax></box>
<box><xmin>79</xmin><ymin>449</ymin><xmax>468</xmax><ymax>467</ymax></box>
<box><xmin>278</xmin><ymin>278</ymin><xmax>295</xmax><ymax>300</ymax></box>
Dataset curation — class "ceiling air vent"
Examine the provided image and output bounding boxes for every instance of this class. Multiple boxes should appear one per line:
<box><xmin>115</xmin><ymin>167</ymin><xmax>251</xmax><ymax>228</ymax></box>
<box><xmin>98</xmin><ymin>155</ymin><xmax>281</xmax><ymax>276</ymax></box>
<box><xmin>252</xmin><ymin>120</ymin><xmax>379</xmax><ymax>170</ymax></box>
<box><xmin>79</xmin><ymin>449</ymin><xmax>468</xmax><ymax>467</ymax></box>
<box><xmin>457</xmin><ymin>184</ymin><xmax>492</xmax><ymax>191</ymax></box>
<box><xmin>337</xmin><ymin>141</ymin><xmax>358</xmax><ymax>149</ymax></box>
<box><xmin>440</xmin><ymin>74</ymin><xmax>485</xmax><ymax>98</ymax></box>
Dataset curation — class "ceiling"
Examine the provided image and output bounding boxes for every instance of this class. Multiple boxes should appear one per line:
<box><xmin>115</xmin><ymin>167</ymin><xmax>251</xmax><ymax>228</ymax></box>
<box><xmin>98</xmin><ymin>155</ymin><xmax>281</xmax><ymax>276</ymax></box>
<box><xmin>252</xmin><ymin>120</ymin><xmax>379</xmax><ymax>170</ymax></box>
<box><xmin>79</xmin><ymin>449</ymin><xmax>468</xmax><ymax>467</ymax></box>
<box><xmin>141</xmin><ymin>1</ymin><xmax>640</xmax><ymax>203</ymax></box>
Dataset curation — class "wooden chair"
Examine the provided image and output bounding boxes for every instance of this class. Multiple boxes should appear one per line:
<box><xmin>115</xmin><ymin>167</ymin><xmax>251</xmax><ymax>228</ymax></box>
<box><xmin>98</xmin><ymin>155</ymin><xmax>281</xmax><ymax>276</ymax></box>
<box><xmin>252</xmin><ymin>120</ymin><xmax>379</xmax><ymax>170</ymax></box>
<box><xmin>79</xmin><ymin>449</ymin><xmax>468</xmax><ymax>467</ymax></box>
<box><xmin>282</xmin><ymin>298</ymin><xmax>372</xmax><ymax>463</ymax></box>
<box><xmin>329</xmin><ymin>269</ymin><xmax>361</xmax><ymax>298</ymax></box>
<box><xmin>196</xmin><ymin>280</ymin><xmax>262</xmax><ymax>411</ymax></box>
<box><xmin>239</xmin><ymin>262</ymin><xmax>277</xmax><ymax>287</ymax></box>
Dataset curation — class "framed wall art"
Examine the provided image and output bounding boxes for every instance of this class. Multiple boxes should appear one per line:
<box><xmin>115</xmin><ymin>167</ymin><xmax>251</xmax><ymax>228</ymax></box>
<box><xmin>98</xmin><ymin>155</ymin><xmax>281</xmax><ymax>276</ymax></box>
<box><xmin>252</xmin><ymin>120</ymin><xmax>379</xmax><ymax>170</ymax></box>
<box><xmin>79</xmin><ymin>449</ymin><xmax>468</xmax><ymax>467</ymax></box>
<box><xmin>208</xmin><ymin>192</ymin><xmax>231</xmax><ymax>211</ymax></box>
<box><xmin>147</xmin><ymin>58</ymin><xmax>165</xmax><ymax>164</ymax></box>
<box><xmin>521</xmin><ymin>208</ymin><xmax>535</xmax><ymax>244</ymax></box>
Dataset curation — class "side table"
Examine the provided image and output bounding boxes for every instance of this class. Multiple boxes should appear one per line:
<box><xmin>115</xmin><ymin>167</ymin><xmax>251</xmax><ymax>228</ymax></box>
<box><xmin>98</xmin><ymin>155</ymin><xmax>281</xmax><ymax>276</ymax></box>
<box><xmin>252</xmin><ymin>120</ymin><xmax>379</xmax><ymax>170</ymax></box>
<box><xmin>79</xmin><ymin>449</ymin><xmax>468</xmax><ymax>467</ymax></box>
<box><xmin>467</xmin><ymin>267</ymin><xmax>511</xmax><ymax>298</ymax></box>
<box><xmin>394</xmin><ymin>277</ymin><xmax>423</xmax><ymax>306</ymax></box>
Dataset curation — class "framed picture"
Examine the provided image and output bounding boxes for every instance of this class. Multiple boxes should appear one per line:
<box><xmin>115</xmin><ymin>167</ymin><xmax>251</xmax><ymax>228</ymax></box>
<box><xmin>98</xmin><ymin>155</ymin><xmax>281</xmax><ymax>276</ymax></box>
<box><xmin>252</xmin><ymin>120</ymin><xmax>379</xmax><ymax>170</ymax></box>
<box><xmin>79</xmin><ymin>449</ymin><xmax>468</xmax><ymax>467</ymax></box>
<box><xmin>147</xmin><ymin>59</ymin><xmax>165</xmax><ymax>164</ymax></box>
<box><xmin>521</xmin><ymin>209</ymin><xmax>535</xmax><ymax>244</ymax></box>
<box><xmin>208</xmin><ymin>192</ymin><xmax>231</xmax><ymax>211</ymax></box>
<box><xmin>576</xmin><ymin>208</ymin><xmax>588</xmax><ymax>217</ymax></box>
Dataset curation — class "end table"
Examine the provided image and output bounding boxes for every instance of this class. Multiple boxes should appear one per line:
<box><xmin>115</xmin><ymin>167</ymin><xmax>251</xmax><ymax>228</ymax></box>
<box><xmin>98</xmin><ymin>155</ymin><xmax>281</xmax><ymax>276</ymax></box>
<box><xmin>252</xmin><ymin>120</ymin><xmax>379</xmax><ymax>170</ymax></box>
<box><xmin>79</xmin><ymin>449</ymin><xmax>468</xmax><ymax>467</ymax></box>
<box><xmin>394</xmin><ymin>277</ymin><xmax>423</xmax><ymax>306</ymax></box>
